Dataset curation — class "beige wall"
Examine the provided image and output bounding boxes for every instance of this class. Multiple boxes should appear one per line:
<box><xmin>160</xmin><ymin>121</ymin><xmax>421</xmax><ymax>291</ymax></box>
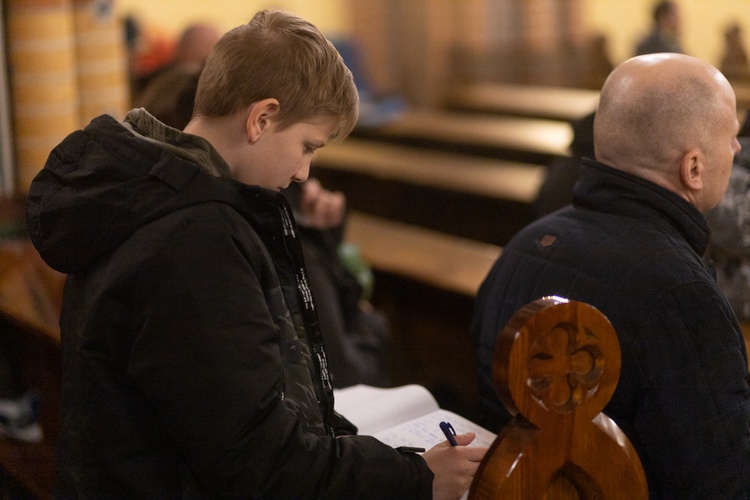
<box><xmin>115</xmin><ymin>0</ymin><xmax>351</xmax><ymax>39</ymax></box>
<box><xmin>582</xmin><ymin>0</ymin><xmax>750</xmax><ymax>67</ymax></box>
<box><xmin>118</xmin><ymin>0</ymin><xmax>750</xmax><ymax>72</ymax></box>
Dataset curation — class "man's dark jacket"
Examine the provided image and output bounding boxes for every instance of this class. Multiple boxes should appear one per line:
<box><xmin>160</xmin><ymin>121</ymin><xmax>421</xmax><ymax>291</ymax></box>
<box><xmin>473</xmin><ymin>158</ymin><xmax>750</xmax><ymax>498</ymax></box>
<box><xmin>26</xmin><ymin>111</ymin><xmax>432</xmax><ymax>498</ymax></box>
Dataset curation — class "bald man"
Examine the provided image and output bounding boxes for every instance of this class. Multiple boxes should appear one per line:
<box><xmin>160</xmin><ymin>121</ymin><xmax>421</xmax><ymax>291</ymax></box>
<box><xmin>472</xmin><ymin>53</ymin><xmax>749</xmax><ymax>498</ymax></box>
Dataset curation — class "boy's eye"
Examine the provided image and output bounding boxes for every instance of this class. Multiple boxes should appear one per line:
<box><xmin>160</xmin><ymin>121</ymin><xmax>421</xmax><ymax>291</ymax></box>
<box><xmin>304</xmin><ymin>145</ymin><xmax>316</xmax><ymax>154</ymax></box>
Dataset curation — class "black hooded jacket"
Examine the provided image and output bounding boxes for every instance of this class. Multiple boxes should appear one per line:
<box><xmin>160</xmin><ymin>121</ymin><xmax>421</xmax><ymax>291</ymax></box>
<box><xmin>26</xmin><ymin>110</ymin><xmax>432</xmax><ymax>498</ymax></box>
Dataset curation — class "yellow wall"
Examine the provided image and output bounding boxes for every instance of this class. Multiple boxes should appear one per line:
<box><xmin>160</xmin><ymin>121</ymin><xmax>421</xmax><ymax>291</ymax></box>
<box><xmin>118</xmin><ymin>0</ymin><xmax>750</xmax><ymax>71</ymax></box>
<box><xmin>582</xmin><ymin>0</ymin><xmax>750</xmax><ymax>67</ymax></box>
<box><xmin>115</xmin><ymin>0</ymin><xmax>350</xmax><ymax>39</ymax></box>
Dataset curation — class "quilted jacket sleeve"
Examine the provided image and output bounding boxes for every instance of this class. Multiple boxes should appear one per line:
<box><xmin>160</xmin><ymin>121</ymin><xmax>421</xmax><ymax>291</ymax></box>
<box><xmin>125</xmin><ymin>204</ymin><xmax>433</xmax><ymax>498</ymax></box>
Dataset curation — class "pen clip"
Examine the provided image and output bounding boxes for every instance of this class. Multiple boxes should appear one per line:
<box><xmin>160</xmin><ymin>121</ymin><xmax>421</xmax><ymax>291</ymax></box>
<box><xmin>439</xmin><ymin>421</ymin><xmax>458</xmax><ymax>446</ymax></box>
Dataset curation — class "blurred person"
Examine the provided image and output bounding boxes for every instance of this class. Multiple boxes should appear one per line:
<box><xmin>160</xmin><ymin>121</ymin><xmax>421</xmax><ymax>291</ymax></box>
<box><xmin>634</xmin><ymin>1</ymin><xmax>684</xmax><ymax>56</ymax></box>
<box><xmin>720</xmin><ymin>22</ymin><xmax>750</xmax><ymax>81</ymax></box>
<box><xmin>133</xmin><ymin>22</ymin><xmax>221</xmax><ymax>115</ymax></box>
<box><xmin>532</xmin><ymin>110</ymin><xmax>595</xmax><ymax>218</ymax></box>
<box><xmin>705</xmin><ymin>112</ymin><xmax>750</xmax><ymax>323</ymax></box>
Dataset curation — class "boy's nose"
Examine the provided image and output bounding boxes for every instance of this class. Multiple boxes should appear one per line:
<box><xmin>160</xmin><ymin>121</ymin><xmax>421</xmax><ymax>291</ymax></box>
<box><xmin>293</xmin><ymin>160</ymin><xmax>311</xmax><ymax>183</ymax></box>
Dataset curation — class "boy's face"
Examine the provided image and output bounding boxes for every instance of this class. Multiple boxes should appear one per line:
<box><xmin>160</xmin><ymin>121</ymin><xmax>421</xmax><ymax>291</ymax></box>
<box><xmin>235</xmin><ymin>115</ymin><xmax>337</xmax><ymax>191</ymax></box>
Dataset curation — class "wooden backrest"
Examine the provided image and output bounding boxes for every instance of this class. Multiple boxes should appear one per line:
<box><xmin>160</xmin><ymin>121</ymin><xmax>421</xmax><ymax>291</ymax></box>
<box><xmin>469</xmin><ymin>296</ymin><xmax>648</xmax><ymax>499</ymax></box>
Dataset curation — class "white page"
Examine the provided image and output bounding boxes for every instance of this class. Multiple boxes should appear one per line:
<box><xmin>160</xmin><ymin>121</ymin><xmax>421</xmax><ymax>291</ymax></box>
<box><xmin>373</xmin><ymin>408</ymin><xmax>496</xmax><ymax>449</ymax></box>
<box><xmin>334</xmin><ymin>384</ymin><xmax>440</xmax><ymax>435</ymax></box>
<box><xmin>335</xmin><ymin>384</ymin><xmax>496</xmax><ymax>449</ymax></box>
<box><xmin>335</xmin><ymin>385</ymin><xmax>497</xmax><ymax>500</ymax></box>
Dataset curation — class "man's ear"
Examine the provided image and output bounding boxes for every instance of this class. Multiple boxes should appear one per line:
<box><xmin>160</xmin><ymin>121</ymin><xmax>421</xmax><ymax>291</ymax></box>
<box><xmin>679</xmin><ymin>149</ymin><xmax>704</xmax><ymax>192</ymax></box>
<box><xmin>245</xmin><ymin>98</ymin><xmax>280</xmax><ymax>143</ymax></box>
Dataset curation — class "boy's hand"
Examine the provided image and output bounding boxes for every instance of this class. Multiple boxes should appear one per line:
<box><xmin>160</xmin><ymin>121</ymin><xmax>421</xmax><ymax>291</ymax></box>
<box><xmin>300</xmin><ymin>178</ymin><xmax>346</xmax><ymax>229</ymax></box>
<box><xmin>423</xmin><ymin>432</ymin><xmax>487</xmax><ymax>500</ymax></box>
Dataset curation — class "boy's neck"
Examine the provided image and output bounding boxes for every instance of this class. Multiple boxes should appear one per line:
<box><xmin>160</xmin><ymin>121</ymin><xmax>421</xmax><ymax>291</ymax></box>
<box><xmin>184</xmin><ymin>112</ymin><xmax>248</xmax><ymax>178</ymax></box>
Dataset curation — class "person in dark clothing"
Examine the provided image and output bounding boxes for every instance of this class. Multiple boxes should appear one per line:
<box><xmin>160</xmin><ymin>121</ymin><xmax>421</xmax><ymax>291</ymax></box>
<box><xmin>131</xmin><ymin>22</ymin><xmax>220</xmax><ymax>103</ymax></box>
<box><xmin>472</xmin><ymin>53</ymin><xmax>749</xmax><ymax>498</ymax></box>
<box><xmin>138</xmin><ymin>59</ymin><xmax>393</xmax><ymax>391</ymax></box>
<box><xmin>532</xmin><ymin>110</ymin><xmax>595</xmax><ymax>218</ymax></box>
<box><xmin>284</xmin><ymin>179</ymin><xmax>391</xmax><ymax>388</ymax></box>
<box><xmin>704</xmin><ymin>112</ymin><xmax>750</xmax><ymax>323</ymax></box>
<box><xmin>26</xmin><ymin>10</ymin><xmax>485</xmax><ymax>499</ymax></box>
<box><xmin>634</xmin><ymin>1</ymin><xmax>684</xmax><ymax>56</ymax></box>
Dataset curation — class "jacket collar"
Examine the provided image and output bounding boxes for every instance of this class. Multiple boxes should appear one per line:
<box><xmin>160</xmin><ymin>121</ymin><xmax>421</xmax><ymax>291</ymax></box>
<box><xmin>574</xmin><ymin>157</ymin><xmax>711</xmax><ymax>256</ymax></box>
<box><xmin>124</xmin><ymin>108</ymin><xmax>232</xmax><ymax>179</ymax></box>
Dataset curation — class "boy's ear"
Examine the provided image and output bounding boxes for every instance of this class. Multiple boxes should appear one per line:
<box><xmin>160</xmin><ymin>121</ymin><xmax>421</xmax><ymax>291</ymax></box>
<box><xmin>245</xmin><ymin>98</ymin><xmax>281</xmax><ymax>143</ymax></box>
<box><xmin>679</xmin><ymin>148</ymin><xmax>704</xmax><ymax>192</ymax></box>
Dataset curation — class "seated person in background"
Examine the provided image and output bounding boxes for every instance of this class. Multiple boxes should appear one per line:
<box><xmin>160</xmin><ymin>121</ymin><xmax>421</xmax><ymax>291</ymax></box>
<box><xmin>532</xmin><ymin>110</ymin><xmax>595</xmax><ymax>218</ymax></box>
<box><xmin>720</xmin><ymin>22</ymin><xmax>750</xmax><ymax>81</ymax></box>
<box><xmin>284</xmin><ymin>179</ymin><xmax>391</xmax><ymax>388</ymax></box>
<box><xmin>27</xmin><ymin>10</ymin><xmax>484</xmax><ymax>498</ymax></box>
<box><xmin>133</xmin><ymin>23</ymin><xmax>221</xmax><ymax>124</ymax></box>
<box><xmin>0</xmin><ymin>346</ymin><xmax>43</xmax><ymax>443</ymax></box>
<box><xmin>634</xmin><ymin>1</ymin><xmax>684</xmax><ymax>56</ymax></box>
<box><xmin>329</xmin><ymin>37</ymin><xmax>407</xmax><ymax>127</ymax></box>
<box><xmin>705</xmin><ymin>112</ymin><xmax>750</xmax><ymax>323</ymax></box>
<box><xmin>472</xmin><ymin>53</ymin><xmax>750</xmax><ymax>498</ymax></box>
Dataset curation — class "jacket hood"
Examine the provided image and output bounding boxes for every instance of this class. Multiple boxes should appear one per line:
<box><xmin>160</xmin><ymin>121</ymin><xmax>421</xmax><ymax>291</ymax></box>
<box><xmin>26</xmin><ymin>113</ymin><xmax>244</xmax><ymax>274</ymax></box>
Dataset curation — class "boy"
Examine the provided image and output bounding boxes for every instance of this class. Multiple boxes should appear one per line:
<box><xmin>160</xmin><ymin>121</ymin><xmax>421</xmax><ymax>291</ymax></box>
<box><xmin>27</xmin><ymin>9</ymin><xmax>485</xmax><ymax>498</ymax></box>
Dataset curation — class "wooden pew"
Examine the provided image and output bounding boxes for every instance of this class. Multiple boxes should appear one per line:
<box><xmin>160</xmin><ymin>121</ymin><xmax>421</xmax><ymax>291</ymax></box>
<box><xmin>351</xmin><ymin>110</ymin><xmax>572</xmax><ymax>165</ymax></box>
<box><xmin>470</xmin><ymin>297</ymin><xmax>648</xmax><ymax>499</ymax></box>
<box><xmin>344</xmin><ymin>211</ymin><xmax>501</xmax><ymax>298</ymax></box>
<box><xmin>443</xmin><ymin>83</ymin><xmax>599</xmax><ymax>122</ymax></box>
<box><xmin>314</xmin><ymin>139</ymin><xmax>546</xmax><ymax>246</ymax></box>
<box><xmin>343</xmin><ymin>211</ymin><xmax>501</xmax><ymax>415</ymax></box>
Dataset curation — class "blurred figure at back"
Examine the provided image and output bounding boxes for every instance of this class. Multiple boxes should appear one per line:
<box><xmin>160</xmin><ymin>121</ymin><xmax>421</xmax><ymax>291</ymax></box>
<box><xmin>133</xmin><ymin>23</ymin><xmax>221</xmax><ymax>128</ymax></box>
<box><xmin>720</xmin><ymin>22</ymin><xmax>750</xmax><ymax>81</ymax></box>
<box><xmin>634</xmin><ymin>1</ymin><xmax>684</xmax><ymax>56</ymax></box>
<box><xmin>705</xmin><ymin>113</ymin><xmax>750</xmax><ymax>322</ymax></box>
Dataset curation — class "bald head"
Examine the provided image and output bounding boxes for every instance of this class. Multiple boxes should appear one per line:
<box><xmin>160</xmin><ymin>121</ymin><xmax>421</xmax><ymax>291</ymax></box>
<box><xmin>174</xmin><ymin>24</ymin><xmax>221</xmax><ymax>69</ymax></box>
<box><xmin>595</xmin><ymin>53</ymin><xmax>740</xmax><ymax>211</ymax></box>
<box><xmin>595</xmin><ymin>54</ymin><xmax>734</xmax><ymax>173</ymax></box>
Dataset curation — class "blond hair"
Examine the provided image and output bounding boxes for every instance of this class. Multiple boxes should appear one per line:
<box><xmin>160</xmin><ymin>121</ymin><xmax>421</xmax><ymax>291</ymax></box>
<box><xmin>194</xmin><ymin>10</ymin><xmax>359</xmax><ymax>141</ymax></box>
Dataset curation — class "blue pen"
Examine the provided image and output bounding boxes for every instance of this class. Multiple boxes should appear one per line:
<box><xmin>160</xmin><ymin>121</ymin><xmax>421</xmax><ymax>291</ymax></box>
<box><xmin>439</xmin><ymin>421</ymin><xmax>458</xmax><ymax>446</ymax></box>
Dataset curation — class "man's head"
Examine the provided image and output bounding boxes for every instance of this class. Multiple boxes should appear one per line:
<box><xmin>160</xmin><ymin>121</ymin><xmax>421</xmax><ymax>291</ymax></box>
<box><xmin>193</xmin><ymin>9</ymin><xmax>358</xmax><ymax>142</ymax></box>
<box><xmin>594</xmin><ymin>53</ymin><xmax>740</xmax><ymax>212</ymax></box>
<box><xmin>173</xmin><ymin>23</ymin><xmax>221</xmax><ymax>70</ymax></box>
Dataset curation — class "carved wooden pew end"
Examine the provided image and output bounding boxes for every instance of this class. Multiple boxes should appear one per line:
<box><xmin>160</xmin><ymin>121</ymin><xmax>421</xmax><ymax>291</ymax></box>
<box><xmin>470</xmin><ymin>296</ymin><xmax>648</xmax><ymax>499</ymax></box>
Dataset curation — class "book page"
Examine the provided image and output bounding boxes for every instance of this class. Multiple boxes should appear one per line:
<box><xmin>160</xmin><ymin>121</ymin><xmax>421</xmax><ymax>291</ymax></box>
<box><xmin>334</xmin><ymin>384</ymin><xmax>440</xmax><ymax>435</ymax></box>
<box><xmin>335</xmin><ymin>385</ymin><xmax>496</xmax><ymax>500</ymax></box>
<box><xmin>373</xmin><ymin>408</ymin><xmax>496</xmax><ymax>450</ymax></box>
<box><xmin>334</xmin><ymin>384</ymin><xmax>496</xmax><ymax>449</ymax></box>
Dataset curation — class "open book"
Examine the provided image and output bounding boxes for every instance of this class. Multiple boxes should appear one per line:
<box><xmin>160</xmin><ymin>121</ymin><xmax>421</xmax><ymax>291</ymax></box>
<box><xmin>334</xmin><ymin>384</ymin><xmax>496</xmax><ymax>450</ymax></box>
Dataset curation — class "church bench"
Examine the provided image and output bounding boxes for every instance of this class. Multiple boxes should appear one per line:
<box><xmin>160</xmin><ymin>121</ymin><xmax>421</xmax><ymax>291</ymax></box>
<box><xmin>350</xmin><ymin>110</ymin><xmax>572</xmax><ymax>165</ymax></box>
<box><xmin>343</xmin><ymin>211</ymin><xmax>502</xmax><ymax>413</ymax></box>
<box><xmin>443</xmin><ymin>82</ymin><xmax>599</xmax><ymax>122</ymax></box>
<box><xmin>344</xmin><ymin>210</ymin><xmax>501</xmax><ymax>298</ymax></box>
<box><xmin>314</xmin><ymin>139</ymin><xmax>546</xmax><ymax>246</ymax></box>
